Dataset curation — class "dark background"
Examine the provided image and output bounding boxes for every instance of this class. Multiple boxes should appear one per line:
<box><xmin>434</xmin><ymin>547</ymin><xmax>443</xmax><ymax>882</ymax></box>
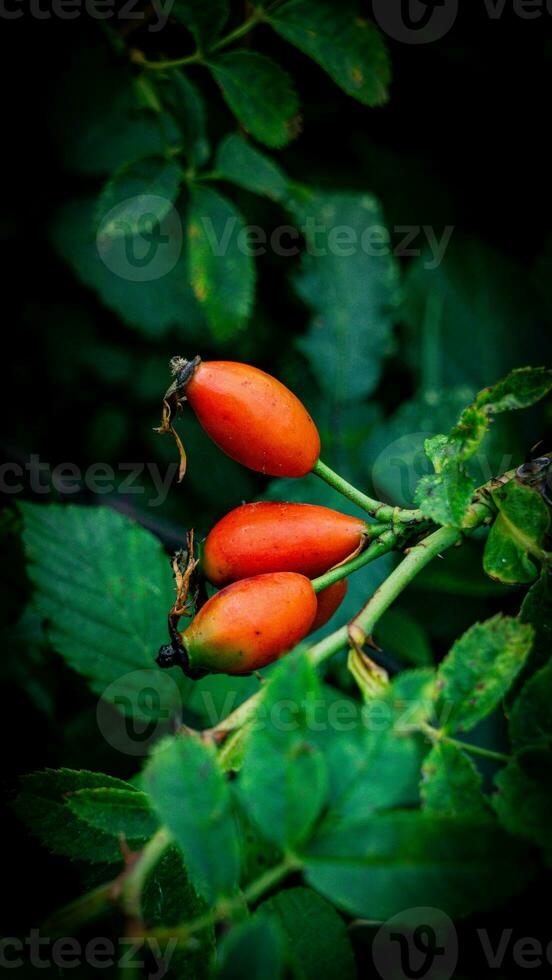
<box><xmin>2</xmin><ymin>1</ymin><xmax>552</xmax><ymax>974</ymax></box>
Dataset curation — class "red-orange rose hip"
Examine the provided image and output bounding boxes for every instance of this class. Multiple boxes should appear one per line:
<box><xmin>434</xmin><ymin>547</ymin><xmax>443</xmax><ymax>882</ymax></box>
<box><xmin>168</xmin><ymin>573</ymin><xmax>318</xmax><ymax>676</ymax></box>
<box><xmin>202</xmin><ymin>502</ymin><xmax>366</xmax><ymax>585</ymax></box>
<box><xmin>310</xmin><ymin>579</ymin><xmax>348</xmax><ymax>633</ymax></box>
<box><xmin>176</xmin><ymin>359</ymin><xmax>320</xmax><ymax>476</ymax></box>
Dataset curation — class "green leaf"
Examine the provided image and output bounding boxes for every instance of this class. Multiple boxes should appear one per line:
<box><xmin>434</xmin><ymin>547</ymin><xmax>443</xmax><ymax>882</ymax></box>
<box><xmin>310</xmin><ymin>670</ymin><xmax>435</xmax><ymax>835</ymax></box>
<box><xmin>239</xmin><ymin>655</ymin><xmax>327</xmax><ymax>849</ymax></box>
<box><xmin>483</xmin><ymin>480</ymin><xmax>550</xmax><ymax>585</ymax></box>
<box><xmin>187</xmin><ymin>186</ymin><xmax>255</xmax><ymax>339</ymax></box>
<box><xmin>436</xmin><ymin>615</ymin><xmax>534</xmax><ymax>734</ymax></box>
<box><xmin>257</xmin><ymin>887</ymin><xmax>355</xmax><ymax>980</ymax></box>
<box><xmin>214</xmin><ymin>917</ymin><xmax>286</xmax><ymax>980</ymax></box>
<box><xmin>19</xmin><ymin>502</ymin><xmax>190</xmax><ymax>717</ymax></box>
<box><xmin>509</xmin><ymin>660</ymin><xmax>552</xmax><ymax>750</ymax></box>
<box><xmin>291</xmin><ymin>190</ymin><xmax>400</xmax><ymax>403</ymax></box>
<box><xmin>172</xmin><ymin>0</ymin><xmax>229</xmax><ymax>49</ymax></box>
<box><xmin>304</xmin><ymin>810</ymin><xmax>531</xmax><ymax>919</ymax></box>
<box><xmin>270</xmin><ymin>0</ymin><xmax>390</xmax><ymax>106</ymax></box>
<box><xmin>215</xmin><ymin>134</ymin><xmax>290</xmax><ymax>202</ymax></box>
<box><xmin>160</xmin><ymin>71</ymin><xmax>210</xmax><ymax>167</ymax></box>
<box><xmin>66</xmin><ymin>788</ymin><xmax>160</xmax><ymax>840</ymax></box>
<box><xmin>414</xmin><ymin>367</ymin><xmax>552</xmax><ymax>528</ymax></box>
<box><xmin>144</xmin><ymin>736</ymin><xmax>240</xmax><ymax>904</ymax></box>
<box><xmin>208</xmin><ymin>52</ymin><xmax>299</xmax><ymax>148</ymax></box>
<box><xmin>142</xmin><ymin>845</ymin><xmax>213</xmax><ymax>980</ymax></box>
<box><xmin>52</xmin><ymin>198</ymin><xmax>206</xmax><ymax>338</ymax></box>
<box><xmin>475</xmin><ymin>366</ymin><xmax>552</xmax><ymax>413</ymax></box>
<box><xmin>494</xmin><ymin>748</ymin><xmax>552</xmax><ymax>867</ymax></box>
<box><xmin>415</xmin><ymin>467</ymin><xmax>476</xmax><ymax>528</ymax></box>
<box><xmin>14</xmin><ymin>770</ymin><xmax>146</xmax><ymax>863</ymax></box>
<box><xmin>421</xmin><ymin>742</ymin><xmax>491</xmax><ymax>820</ymax></box>
<box><xmin>96</xmin><ymin>157</ymin><xmax>183</xmax><ymax>240</ymax></box>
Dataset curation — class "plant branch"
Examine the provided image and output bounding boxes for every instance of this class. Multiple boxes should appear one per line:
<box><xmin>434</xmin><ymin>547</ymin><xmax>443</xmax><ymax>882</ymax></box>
<box><xmin>148</xmin><ymin>855</ymin><xmax>300</xmax><ymax>944</ymax></box>
<box><xmin>418</xmin><ymin>722</ymin><xmax>510</xmax><ymax>764</ymax></box>
<box><xmin>312</xmin><ymin>459</ymin><xmax>424</xmax><ymax>525</ymax></box>
<box><xmin>134</xmin><ymin>7</ymin><xmax>266</xmax><ymax>71</ymax></box>
<box><xmin>311</xmin><ymin>531</ymin><xmax>397</xmax><ymax>593</ymax></box>
<box><xmin>118</xmin><ymin>826</ymin><xmax>173</xmax><ymax>918</ymax></box>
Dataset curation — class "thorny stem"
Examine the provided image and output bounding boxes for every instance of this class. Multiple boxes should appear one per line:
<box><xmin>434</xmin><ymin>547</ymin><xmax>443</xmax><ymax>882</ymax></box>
<box><xmin>418</xmin><ymin>722</ymin><xmax>510</xmax><ymax>764</ymax></box>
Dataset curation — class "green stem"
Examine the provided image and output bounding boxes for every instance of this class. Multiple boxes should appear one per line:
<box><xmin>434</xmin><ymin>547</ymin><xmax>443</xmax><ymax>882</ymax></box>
<box><xmin>138</xmin><ymin>8</ymin><xmax>265</xmax><ymax>71</ymax></box>
<box><xmin>149</xmin><ymin>856</ymin><xmax>299</xmax><ymax>943</ymax></box>
<box><xmin>121</xmin><ymin>826</ymin><xmax>173</xmax><ymax>917</ymax></box>
<box><xmin>309</xmin><ymin>526</ymin><xmax>461</xmax><ymax>668</ymax></box>
<box><xmin>312</xmin><ymin>459</ymin><xmax>423</xmax><ymax>525</ymax></box>
<box><xmin>311</xmin><ymin>532</ymin><xmax>396</xmax><ymax>593</ymax></box>
<box><xmin>419</xmin><ymin>723</ymin><xmax>510</xmax><ymax>764</ymax></box>
<box><xmin>43</xmin><ymin>881</ymin><xmax>115</xmax><ymax>936</ymax></box>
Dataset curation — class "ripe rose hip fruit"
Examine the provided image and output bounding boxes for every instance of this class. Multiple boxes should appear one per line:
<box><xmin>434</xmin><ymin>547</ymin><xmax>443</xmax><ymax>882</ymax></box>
<box><xmin>310</xmin><ymin>579</ymin><xmax>347</xmax><ymax>633</ymax></box>
<box><xmin>163</xmin><ymin>357</ymin><xmax>320</xmax><ymax>477</ymax></box>
<box><xmin>157</xmin><ymin>572</ymin><xmax>317</xmax><ymax>676</ymax></box>
<box><xmin>202</xmin><ymin>502</ymin><xmax>367</xmax><ymax>585</ymax></box>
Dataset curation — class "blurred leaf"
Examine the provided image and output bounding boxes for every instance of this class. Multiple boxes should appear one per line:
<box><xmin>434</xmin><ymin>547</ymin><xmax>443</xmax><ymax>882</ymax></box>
<box><xmin>187</xmin><ymin>186</ymin><xmax>255</xmax><ymax>339</ymax></box>
<box><xmin>19</xmin><ymin>502</ymin><xmax>190</xmax><ymax>717</ymax></box>
<box><xmin>96</xmin><ymin>158</ymin><xmax>183</xmax><ymax>240</ymax></box>
<box><xmin>421</xmin><ymin>742</ymin><xmax>490</xmax><ymax>820</ymax></box>
<box><xmin>53</xmin><ymin>48</ymin><xmax>179</xmax><ymax>176</ymax></box>
<box><xmin>214</xmin><ymin>917</ymin><xmax>286</xmax><ymax>980</ymax></box>
<box><xmin>484</xmin><ymin>481</ymin><xmax>549</xmax><ymax>585</ymax></box>
<box><xmin>0</xmin><ymin>605</ymin><xmax>56</xmax><ymax>716</ymax></box>
<box><xmin>257</xmin><ymin>887</ymin><xmax>355</xmax><ymax>980</ymax></box>
<box><xmin>144</xmin><ymin>736</ymin><xmax>241</xmax><ymax>903</ymax></box>
<box><xmin>143</xmin><ymin>845</ymin><xmax>213</xmax><ymax>980</ymax></box>
<box><xmin>493</xmin><ymin>748</ymin><xmax>552</xmax><ymax>867</ymax></box>
<box><xmin>376</xmin><ymin>608</ymin><xmax>433</xmax><ymax>666</ymax></box>
<box><xmin>239</xmin><ymin>655</ymin><xmax>327</xmax><ymax>849</ymax></box>
<box><xmin>303</xmin><ymin>811</ymin><xmax>532</xmax><ymax>919</ymax></box>
<box><xmin>215</xmin><ymin>134</ymin><xmax>290</xmax><ymax>202</ymax></box>
<box><xmin>436</xmin><ymin>615</ymin><xmax>534</xmax><ymax>734</ymax></box>
<box><xmin>509</xmin><ymin>660</ymin><xmax>552</xmax><ymax>750</ymax></box>
<box><xmin>291</xmin><ymin>190</ymin><xmax>400</xmax><ymax>403</ymax></box>
<box><xmin>172</xmin><ymin>0</ymin><xmax>229</xmax><ymax>48</ymax></box>
<box><xmin>413</xmin><ymin>537</ymin><xmax>506</xmax><ymax>597</ymax></box>
<box><xmin>14</xmin><ymin>770</ymin><xmax>146</xmax><ymax>863</ymax></box>
<box><xmin>270</xmin><ymin>1</ymin><xmax>390</xmax><ymax>106</ymax></box>
<box><xmin>402</xmin><ymin>239</ymin><xmax>550</xmax><ymax>391</ymax></box>
<box><xmin>52</xmin><ymin>198</ymin><xmax>205</xmax><ymax>338</ymax></box>
<box><xmin>232</xmin><ymin>798</ymin><xmax>280</xmax><ymax>887</ymax></box>
<box><xmin>512</xmin><ymin>572</ymin><xmax>552</xmax><ymax>693</ymax></box>
<box><xmin>160</xmin><ymin>72</ymin><xmax>210</xmax><ymax>167</ymax></box>
<box><xmin>66</xmin><ymin>788</ymin><xmax>160</xmax><ymax>839</ymax></box>
<box><xmin>209</xmin><ymin>52</ymin><xmax>299</xmax><ymax>148</ymax></box>
<box><xmin>184</xmin><ymin>672</ymin><xmax>261</xmax><ymax>729</ymax></box>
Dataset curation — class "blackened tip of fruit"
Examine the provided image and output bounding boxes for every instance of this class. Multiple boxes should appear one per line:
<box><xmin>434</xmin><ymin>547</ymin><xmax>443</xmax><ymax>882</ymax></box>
<box><xmin>156</xmin><ymin>643</ymin><xmax>179</xmax><ymax>669</ymax></box>
<box><xmin>164</xmin><ymin>356</ymin><xmax>202</xmax><ymax>403</ymax></box>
